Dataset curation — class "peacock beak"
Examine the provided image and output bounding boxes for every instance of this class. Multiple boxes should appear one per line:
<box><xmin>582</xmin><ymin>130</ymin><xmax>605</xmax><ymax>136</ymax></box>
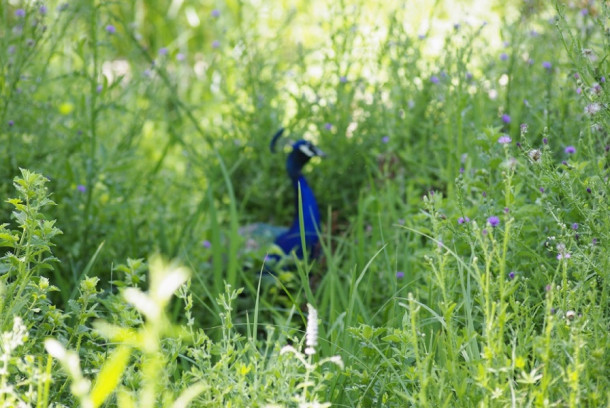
<box><xmin>313</xmin><ymin>147</ymin><xmax>326</xmax><ymax>158</ymax></box>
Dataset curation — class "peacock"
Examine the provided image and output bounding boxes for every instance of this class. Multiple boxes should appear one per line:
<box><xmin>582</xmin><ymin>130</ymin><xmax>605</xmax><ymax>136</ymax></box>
<box><xmin>240</xmin><ymin>128</ymin><xmax>325</xmax><ymax>269</ymax></box>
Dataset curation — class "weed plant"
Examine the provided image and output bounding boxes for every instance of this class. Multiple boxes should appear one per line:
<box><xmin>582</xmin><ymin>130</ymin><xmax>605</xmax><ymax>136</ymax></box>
<box><xmin>0</xmin><ymin>0</ymin><xmax>609</xmax><ymax>406</ymax></box>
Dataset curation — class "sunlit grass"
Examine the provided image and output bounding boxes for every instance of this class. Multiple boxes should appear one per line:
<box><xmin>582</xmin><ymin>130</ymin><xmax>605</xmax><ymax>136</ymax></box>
<box><xmin>1</xmin><ymin>0</ymin><xmax>609</xmax><ymax>406</ymax></box>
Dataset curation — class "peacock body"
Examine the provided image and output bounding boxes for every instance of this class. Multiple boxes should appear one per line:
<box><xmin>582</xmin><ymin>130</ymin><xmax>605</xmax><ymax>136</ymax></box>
<box><xmin>240</xmin><ymin>130</ymin><xmax>324</xmax><ymax>267</ymax></box>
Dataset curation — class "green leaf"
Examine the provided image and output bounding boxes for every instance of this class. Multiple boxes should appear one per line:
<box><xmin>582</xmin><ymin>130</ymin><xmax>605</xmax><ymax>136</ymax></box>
<box><xmin>90</xmin><ymin>345</ymin><xmax>131</xmax><ymax>408</ymax></box>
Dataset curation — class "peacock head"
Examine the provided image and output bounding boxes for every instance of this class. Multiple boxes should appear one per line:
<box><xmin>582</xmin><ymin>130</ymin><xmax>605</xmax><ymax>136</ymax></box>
<box><xmin>286</xmin><ymin>140</ymin><xmax>325</xmax><ymax>179</ymax></box>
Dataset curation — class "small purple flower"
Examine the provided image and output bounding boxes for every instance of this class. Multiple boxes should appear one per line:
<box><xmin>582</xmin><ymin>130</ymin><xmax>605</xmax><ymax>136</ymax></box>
<box><xmin>592</xmin><ymin>238</ymin><xmax>598</xmax><ymax>245</ymax></box>
<box><xmin>212</xmin><ymin>40</ymin><xmax>220</xmax><ymax>49</ymax></box>
<box><xmin>576</xmin><ymin>87</ymin><xmax>582</xmax><ymax>94</ymax></box>
<box><xmin>8</xmin><ymin>120</ymin><xmax>14</xmax><ymax>127</ymax></box>
<box><xmin>382</xmin><ymin>136</ymin><xmax>389</xmax><ymax>144</ymax></box>
<box><xmin>601</xmin><ymin>76</ymin><xmax>606</xmax><ymax>83</ymax></box>
<box><xmin>573</xmin><ymin>73</ymin><xmax>580</xmax><ymax>80</ymax></box>
<box><xmin>539</xmin><ymin>187</ymin><xmax>545</xmax><ymax>193</ymax></box>
<box><xmin>459</xmin><ymin>167</ymin><xmax>464</xmax><ymax>174</ymax></box>
<box><xmin>503</xmin><ymin>207</ymin><xmax>509</xmax><ymax>214</ymax></box>
<box><xmin>482</xmin><ymin>191</ymin><xmax>487</xmax><ymax>198</ymax></box>
<box><xmin>339</xmin><ymin>75</ymin><xmax>347</xmax><ymax>83</ymax></box>
<box><xmin>500</xmin><ymin>53</ymin><xmax>508</xmax><ymax>61</ymax></box>
<box><xmin>418</xmin><ymin>34</ymin><xmax>426</xmax><ymax>40</ymax></box>
<box><xmin>396</xmin><ymin>271</ymin><xmax>405</xmax><ymax>279</ymax></box>
<box><xmin>39</xmin><ymin>5</ymin><xmax>48</xmax><ymax>15</ymax></box>
<box><xmin>498</xmin><ymin>135</ymin><xmax>512</xmax><ymax>144</ymax></box>
<box><xmin>542</xmin><ymin>137</ymin><xmax>548</xmax><ymax>145</ymax></box>
<box><xmin>430</xmin><ymin>75</ymin><xmax>439</xmax><ymax>84</ymax></box>
<box><xmin>77</xmin><ymin>185</ymin><xmax>87</xmax><ymax>193</ymax></box>
<box><xmin>508</xmin><ymin>271</ymin><xmax>515</xmax><ymax>280</ymax></box>
<box><xmin>487</xmin><ymin>216</ymin><xmax>500</xmax><ymax>227</ymax></box>
<box><xmin>211</xmin><ymin>9</ymin><xmax>220</xmax><ymax>17</ymax></box>
<box><xmin>562</xmin><ymin>160</ymin><xmax>568</xmax><ymax>166</ymax></box>
<box><xmin>202</xmin><ymin>240</ymin><xmax>211</xmax><ymax>248</ymax></box>
<box><xmin>458</xmin><ymin>216</ymin><xmax>470</xmax><ymax>225</ymax></box>
<box><xmin>482</xmin><ymin>229</ymin><xmax>488</xmax><ymax>236</ymax></box>
<box><xmin>15</xmin><ymin>9</ymin><xmax>26</xmax><ymax>18</ymax></box>
<box><xmin>158</xmin><ymin>47</ymin><xmax>168</xmax><ymax>56</ymax></box>
<box><xmin>581</xmin><ymin>8</ymin><xmax>588</xmax><ymax>16</ymax></box>
<box><xmin>557</xmin><ymin>252</ymin><xmax>571</xmax><ymax>260</ymax></box>
<box><xmin>96</xmin><ymin>84</ymin><xmax>103</xmax><ymax>93</ymax></box>
<box><xmin>176</xmin><ymin>53</ymin><xmax>185</xmax><ymax>61</ymax></box>
<box><xmin>545</xmin><ymin>284</ymin><xmax>551</xmax><ymax>292</ymax></box>
<box><xmin>586</xmin><ymin>188</ymin><xmax>591</xmax><ymax>194</ymax></box>
<box><xmin>542</xmin><ymin>61</ymin><xmax>552</xmax><ymax>70</ymax></box>
<box><xmin>501</xmin><ymin>114</ymin><xmax>511</xmax><ymax>124</ymax></box>
<box><xmin>572</xmin><ymin>223</ymin><xmax>579</xmax><ymax>230</ymax></box>
<box><xmin>105</xmin><ymin>25</ymin><xmax>116</xmax><ymax>34</ymax></box>
<box><xmin>324</xmin><ymin>123</ymin><xmax>332</xmax><ymax>131</ymax></box>
<box><xmin>520</xmin><ymin>123</ymin><xmax>528</xmax><ymax>134</ymax></box>
<box><xmin>550</xmin><ymin>307</ymin><xmax>556</xmax><ymax>314</ymax></box>
<box><xmin>564</xmin><ymin>145</ymin><xmax>576</xmax><ymax>154</ymax></box>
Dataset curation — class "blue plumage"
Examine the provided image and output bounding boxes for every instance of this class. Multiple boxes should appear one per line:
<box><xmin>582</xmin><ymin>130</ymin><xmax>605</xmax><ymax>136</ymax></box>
<box><xmin>274</xmin><ymin>139</ymin><xmax>325</xmax><ymax>259</ymax></box>
<box><xmin>241</xmin><ymin>130</ymin><xmax>324</xmax><ymax>266</ymax></box>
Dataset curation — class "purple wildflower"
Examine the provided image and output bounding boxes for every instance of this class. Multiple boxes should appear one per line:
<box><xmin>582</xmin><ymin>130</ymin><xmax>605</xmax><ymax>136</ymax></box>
<box><xmin>324</xmin><ymin>123</ymin><xmax>332</xmax><ymax>131</ymax></box>
<box><xmin>501</xmin><ymin>114</ymin><xmax>511</xmax><ymax>124</ymax></box>
<box><xmin>601</xmin><ymin>76</ymin><xmax>606</xmax><ymax>83</ymax></box>
<box><xmin>211</xmin><ymin>9</ymin><xmax>220</xmax><ymax>17</ymax></box>
<box><xmin>396</xmin><ymin>271</ymin><xmax>405</xmax><ymax>279</ymax></box>
<box><xmin>508</xmin><ymin>271</ymin><xmax>515</xmax><ymax>280</ymax></box>
<box><xmin>96</xmin><ymin>84</ymin><xmax>103</xmax><ymax>93</ymax></box>
<box><xmin>542</xmin><ymin>61</ymin><xmax>552</xmax><ymax>70</ymax></box>
<box><xmin>158</xmin><ymin>47</ymin><xmax>168</xmax><ymax>56</ymax></box>
<box><xmin>418</xmin><ymin>34</ymin><xmax>426</xmax><ymax>40</ymax></box>
<box><xmin>539</xmin><ymin>187</ymin><xmax>545</xmax><ymax>193</ymax></box>
<box><xmin>503</xmin><ymin>207</ymin><xmax>509</xmax><ymax>214</ymax></box>
<box><xmin>430</xmin><ymin>75</ymin><xmax>439</xmax><ymax>84</ymax></box>
<box><xmin>581</xmin><ymin>8</ymin><xmax>588</xmax><ymax>16</ymax></box>
<box><xmin>202</xmin><ymin>240</ymin><xmax>211</xmax><ymax>248</ymax></box>
<box><xmin>105</xmin><ymin>25</ymin><xmax>116</xmax><ymax>34</ymax></box>
<box><xmin>572</xmin><ymin>223</ymin><xmax>579</xmax><ymax>230</ymax></box>
<box><xmin>542</xmin><ymin>137</ymin><xmax>548</xmax><ymax>145</ymax></box>
<box><xmin>520</xmin><ymin>123</ymin><xmax>528</xmax><ymax>134</ymax></box>
<box><xmin>339</xmin><ymin>76</ymin><xmax>347</xmax><ymax>83</ymax></box>
<box><xmin>576</xmin><ymin>87</ymin><xmax>582</xmax><ymax>94</ymax></box>
<box><xmin>458</xmin><ymin>216</ymin><xmax>470</xmax><ymax>225</ymax></box>
<box><xmin>15</xmin><ymin>9</ymin><xmax>25</xmax><ymax>17</ymax></box>
<box><xmin>212</xmin><ymin>40</ymin><xmax>220</xmax><ymax>49</ymax></box>
<box><xmin>574</xmin><ymin>73</ymin><xmax>580</xmax><ymax>79</ymax></box>
<box><xmin>8</xmin><ymin>120</ymin><xmax>14</xmax><ymax>127</ymax></box>
<box><xmin>500</xmin><ymin>53</ymin><xmax>508</xmax><ymax>61</ymax></box>
<box><xmin>545</xmin><ymin>284</ymin><xmax>551</xmax><ymax>292</ymax></box>
<box><xmin>77</xmin><ymin>185</ymin><xmax>86</xmax><ymax>193</ymax></box>
<box><xmin>382</xmin><ymin>136</ymin><xmax>389</xmax><ymax>143</ymax></box>
<box><xmin>40</xmin><ymin>5</ymin><xmax>48</xmax><ymax>15</ymax></box>
<box><xmin>564</xmin><ymin>145</ymin><xmax>576</xmax><ymax>154</ymax></box>
<box><xmin>586</xmin><ymin>188</ymin><xmax>591</xmax><ymax>193</ymax></box>
<box><xmin>498</xmin><ymin>135</ymin><xmax>512</xmax><ymax>144</ymax></box>
<box><xmin>487</xmin><ymin>216</ymin><xmax>500</xmax><ymax>227</ymax></box>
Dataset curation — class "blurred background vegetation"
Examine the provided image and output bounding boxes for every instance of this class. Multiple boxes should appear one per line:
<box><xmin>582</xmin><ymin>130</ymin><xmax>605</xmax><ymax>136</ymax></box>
<box><xmin>1</xmin><ymin>0</ymin><xmax>606</xmax><ymax>319</ymax></box>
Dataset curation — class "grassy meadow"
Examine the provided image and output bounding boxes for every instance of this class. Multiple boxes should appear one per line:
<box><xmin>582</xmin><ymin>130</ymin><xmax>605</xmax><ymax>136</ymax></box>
<box><xmin>1</xmin><ymin>0</ymin><xmax>609</xmax><ymax>406</ymax></box>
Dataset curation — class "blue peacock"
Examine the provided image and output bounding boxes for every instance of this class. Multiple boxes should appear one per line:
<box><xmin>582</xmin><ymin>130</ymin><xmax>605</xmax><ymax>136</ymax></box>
<box><xmin>240</xmin><ymin>128</ymin><xmax>325</xmax><ymax>268</ymax></box>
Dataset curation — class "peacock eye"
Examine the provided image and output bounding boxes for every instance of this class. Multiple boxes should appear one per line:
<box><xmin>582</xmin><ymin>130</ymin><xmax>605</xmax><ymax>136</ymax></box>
<box><xmin>298</xmin><ymin>143</ymin><xmax>316</xmax><ymax>157</ymax></box>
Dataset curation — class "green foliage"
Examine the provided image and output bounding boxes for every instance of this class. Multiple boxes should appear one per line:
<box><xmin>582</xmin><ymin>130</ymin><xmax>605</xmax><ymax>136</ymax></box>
<box><xmin>1</xmin><ymin>0</ymin><xmax>610</xmax><ymax>406</ymax></box>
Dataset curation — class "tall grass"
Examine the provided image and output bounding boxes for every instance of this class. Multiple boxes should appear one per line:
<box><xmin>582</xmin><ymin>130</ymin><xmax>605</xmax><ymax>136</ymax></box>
<box><xmin>1</xmin><ymin>0</ymin><xmax>609</xmax><ymax>406</ymax></box>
